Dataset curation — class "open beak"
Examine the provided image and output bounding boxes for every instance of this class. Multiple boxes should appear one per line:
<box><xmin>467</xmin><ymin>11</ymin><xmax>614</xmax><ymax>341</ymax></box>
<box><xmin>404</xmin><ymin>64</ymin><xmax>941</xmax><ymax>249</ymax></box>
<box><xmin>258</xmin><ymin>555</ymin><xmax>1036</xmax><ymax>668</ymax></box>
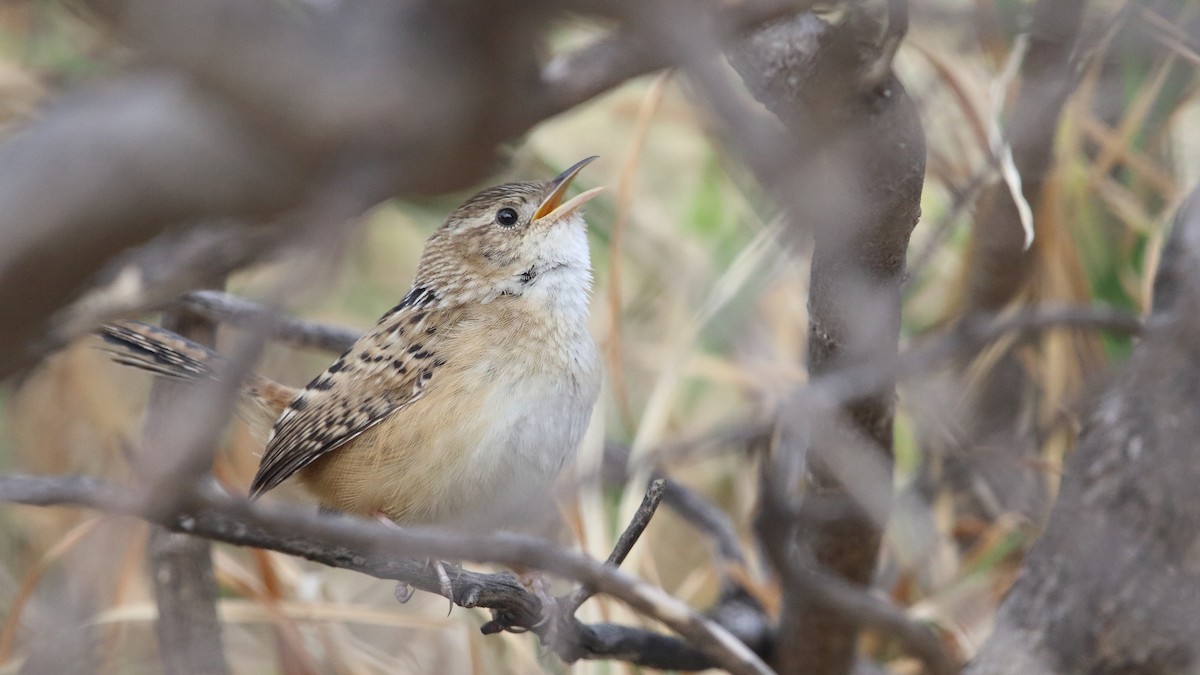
<box><xmin>533</xmin><ymin>155</ymin><xmax>605</xmax><ymax>223</ymax></box>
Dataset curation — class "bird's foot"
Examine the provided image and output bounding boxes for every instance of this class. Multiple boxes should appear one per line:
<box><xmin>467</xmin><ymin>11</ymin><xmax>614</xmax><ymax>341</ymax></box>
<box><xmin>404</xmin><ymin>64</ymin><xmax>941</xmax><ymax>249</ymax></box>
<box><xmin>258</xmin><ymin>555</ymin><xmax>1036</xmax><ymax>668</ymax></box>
<box><xmin>372</xmin><ymin>513</ymin><xmax>454</xmax><ymax>611</ymax></box>
<box><xmin>521</xmin><ymin>572</ymin><xmax>561</xmax><ymax>649</ymax></box>
<box><xmin>429</xmin><ymin>558</ymin><xmax>456</xmax><ymax>615</ymax></box>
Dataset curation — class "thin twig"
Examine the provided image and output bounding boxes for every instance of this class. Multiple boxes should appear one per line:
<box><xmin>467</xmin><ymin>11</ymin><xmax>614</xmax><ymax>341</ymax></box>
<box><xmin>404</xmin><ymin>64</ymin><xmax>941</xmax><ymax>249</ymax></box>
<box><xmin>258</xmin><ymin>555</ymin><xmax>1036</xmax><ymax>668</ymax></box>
<box><xmin>603</xmin><ymin>442</ymin><xmax>753</xmax><ymax>568</ymax></box>
<box><xmin>564</xmin><ymin>479</ymin><xmax>667</xmax><ymax>615</ymax></box>
<box><xmin>605</xmin><ymin>479</ymin><xmax>667</xmax><ymax>569</ymax></box>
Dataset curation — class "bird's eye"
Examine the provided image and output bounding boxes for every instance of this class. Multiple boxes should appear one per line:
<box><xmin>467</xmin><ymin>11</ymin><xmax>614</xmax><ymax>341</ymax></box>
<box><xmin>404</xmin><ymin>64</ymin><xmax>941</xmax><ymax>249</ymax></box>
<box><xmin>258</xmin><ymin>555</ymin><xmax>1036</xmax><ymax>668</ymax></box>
<box><xmin>495</xmin><ymin>207</ymin><xmax>519</xmax><ymax>227</ymax></box>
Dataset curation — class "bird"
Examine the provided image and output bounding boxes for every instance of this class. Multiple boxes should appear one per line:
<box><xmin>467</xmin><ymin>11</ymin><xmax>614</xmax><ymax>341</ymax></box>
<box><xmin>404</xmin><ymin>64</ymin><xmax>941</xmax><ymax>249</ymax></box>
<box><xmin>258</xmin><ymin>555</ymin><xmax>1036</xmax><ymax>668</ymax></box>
<box><xmin>100</xmin><ymin>156</ymin><xmax>604</xmax><ymax>603</ymax></box>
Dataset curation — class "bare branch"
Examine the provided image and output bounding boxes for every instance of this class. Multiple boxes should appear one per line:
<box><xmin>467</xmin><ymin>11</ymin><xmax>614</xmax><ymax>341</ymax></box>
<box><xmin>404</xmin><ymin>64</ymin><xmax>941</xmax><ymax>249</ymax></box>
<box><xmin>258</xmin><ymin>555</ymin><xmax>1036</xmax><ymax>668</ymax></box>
<box><xmin>726</xmin><ymin>4</ymin><xmax>924</xmax><ymax>670</ymax></box>
<box><xmin>602</xmin><ymin>478</ymin><xmax>667</xmax><ymax>569</ymax></box>
<box><xmin>563</xmin><ymin>479</ymin><xmax>666</xmax><ymax>615</ymax></box>
<box><xmin>808</xmin><ymin>305</ymin><xmax>1143</xmax><ymax>415</ymax></box>
<box><xmin>143</xmin><ymin>308</ymin><xmax>229</xmax><ymax>675</ymax></box>
<box><xmin>0</xmin><ymin>75</ymin><xmax>301</xmax><ymax>376</ymax></box>
<box><xmin>602</xmin><ymin>441</ymin><xmax>753</xmax><ymax>568</ymax></box>
<box><xmin>50</xmin><ymin>222</ymin><xmax>283</xmax><ymax>350</ymax></box>
<box><xmin>0</xmin><ymin>475</ymin><xmax>773</xmax><ymax>675</ymax></box>
<box><xmin>0</xmin><ymin>474</ymin><xmax>139</xmax><ymax>511</ymax></box>
<box><xmin>536</xmin><ymin>0</ymin><xmax>820</xmax><ymax>120</ymax></box>
<box><xmin>755</xmin><ymin>472</ymin><xmax>956</xmax><ymax>675</ymax></box>
<box><xmin>179</xmin><ymin>290</ymin><xmax>359</xmax><ymax>353</ymax></box>
<box><xmin>0</xmin><ymin>0</ymin><xmax>823</xmax><ymax>378</ymax></box>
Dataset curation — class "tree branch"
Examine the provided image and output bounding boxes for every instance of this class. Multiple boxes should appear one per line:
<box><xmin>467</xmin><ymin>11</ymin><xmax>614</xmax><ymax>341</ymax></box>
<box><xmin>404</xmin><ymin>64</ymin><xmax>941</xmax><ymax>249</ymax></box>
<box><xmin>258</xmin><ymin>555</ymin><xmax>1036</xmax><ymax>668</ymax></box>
<box><xmin>563</xmin><ymin>478</ymin><xmax>666</xmax><ymax>615</ymax></box>
<box><xmin>602</xmin><ymin>441</ymin><xmax>754</xmax><ymax>568</ymax></box>
<box><xmin>0</xmin><ymin>0</ymin><xmax>820</xmax><ymax>378</ymax></box>
<box><xmin>755</xmin><ymin>463</ymin><xmax>955</xmax><ymax>675</ymax></box>
<box><xmin>0</xmin><ymin>475</ymin><xmax>773</xmax><ymax>675</ymax></box>
<box><xmin>723</xmin><ymin>6</ymin><xmax>927</xmax><ymax>670</ymax></box>
<box><xmin>143</xmin><ymin>308</ymin><xmax>229</xmax><ymax>675</ymax></box>
<box><xmin>178</xmin><ymin>290</ymin><xmax>360</xmax><ymax>353</ymax></box>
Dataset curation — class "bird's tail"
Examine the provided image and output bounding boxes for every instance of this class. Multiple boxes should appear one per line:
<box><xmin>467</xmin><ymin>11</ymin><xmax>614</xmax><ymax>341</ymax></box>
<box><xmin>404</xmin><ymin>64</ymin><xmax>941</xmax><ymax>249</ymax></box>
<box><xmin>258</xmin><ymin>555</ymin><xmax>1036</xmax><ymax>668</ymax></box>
<box><xmin>100</xmin><ymin>320</ymin><xmax>222</xmax><ymax>381</ymax></box>
<box><xmin>99</xmin><ymin>320</ymin><xmax>295</xmax><ymax>426</ymax></box>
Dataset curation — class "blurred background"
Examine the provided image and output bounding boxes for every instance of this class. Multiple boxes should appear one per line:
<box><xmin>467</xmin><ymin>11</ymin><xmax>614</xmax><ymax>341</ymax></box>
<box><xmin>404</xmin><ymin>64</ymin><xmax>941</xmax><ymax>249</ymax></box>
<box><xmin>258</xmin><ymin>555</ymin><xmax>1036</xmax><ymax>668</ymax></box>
<box><xmin>0</xmin><ymin>0</ymin><xmax>1198</xmax><ymax>672</ymax></box>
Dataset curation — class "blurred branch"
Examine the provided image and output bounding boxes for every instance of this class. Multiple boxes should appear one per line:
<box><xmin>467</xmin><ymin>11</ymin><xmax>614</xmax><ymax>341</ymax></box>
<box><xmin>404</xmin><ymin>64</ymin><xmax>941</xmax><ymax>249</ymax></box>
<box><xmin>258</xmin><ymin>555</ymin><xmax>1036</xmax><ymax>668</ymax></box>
<box><xmin>660</xmin><ymin>475</ymin><xmax>751</xmax><ymax>567</ymax></box>
<box><xmin>146</xmin><ymin>530</ymin><xmax>229</xmax><ymax>674</ymax></box>
<box><xmin>50</xmin><ymin>222</ymin><xmax>283</xmax><ymax>349</ymax></box>
<box><xmin>920</xmin><ymin>0</ymin><xmax>1094</xmax><ymax>526</ymax></box>
<box><xmin>537</xmin><ymin>0</ymin><xmax>819</xmax><ymax>119</ymax></box>
<box><xmin>0</xmin><ymin>0</ymin><xmax>818</xmax><ymax>378</ymax></box>
<box><xmin>961</xmin><ymin>0</ymin><xmax>1089</xmax><ymax>313</ymax></box>
<box><xmin>0</xmin><ymin>75</ymin><xmax>300</xmax><ymax>377</ymax></box>
<box><xmin>1006</xmin><ymin>0</ymin><xmax>1088</xmax><ymax>183</ymax></box>
<box><xmin>755</xmin><ymin>459</ymin><xmax>956</xmax><ymax>675</ymax></box>
<box><xmin>966</xmin><ymin>192</ymin><xmax>1200</xmax><ymax>673</ymax></box>
<box><xmin>143</xmin><ymin>308</ymin><xmax>229</xmax><ymax>675</ymax></box>
<box><xmin>178</xmin><ymin>290</ymin><xmax>360</xmax><ymax>353</ymax></box>
<box><xmin>727</xmin><ymin>5</ymin><xmax>926</xmax><ymax>672</ymax></box>
<box><xmin>807</xmin><ymin>305</ymin><xmax>1143</xmax><ymax>413</ymax></box>
<box><xmin>0</xmin><ymin>475</ymin><xmax>772</xmax><ymax>675</ymax></box>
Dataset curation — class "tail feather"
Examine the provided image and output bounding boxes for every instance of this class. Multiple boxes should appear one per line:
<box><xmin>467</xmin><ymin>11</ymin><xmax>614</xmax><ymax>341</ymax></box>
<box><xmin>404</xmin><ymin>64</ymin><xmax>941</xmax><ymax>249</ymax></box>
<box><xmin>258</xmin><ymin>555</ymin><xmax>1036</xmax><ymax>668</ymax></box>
<box><xmin>100</xmin><ymin>320</ymin><xmax>221</xmax><ymax>381</ymax></box>
<box><xmin>98</xmin><ymin>320</ymin><xmax>296</xmax><ymax>427</ymax></box>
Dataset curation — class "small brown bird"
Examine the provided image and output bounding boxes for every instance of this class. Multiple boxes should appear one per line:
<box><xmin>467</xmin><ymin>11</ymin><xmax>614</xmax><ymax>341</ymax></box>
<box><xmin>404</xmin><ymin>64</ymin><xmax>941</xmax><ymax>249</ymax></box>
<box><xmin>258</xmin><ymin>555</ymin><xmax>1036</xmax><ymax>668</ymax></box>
<box><xmin>102</xmin><ymin>157</ymin><xmax>604</xmax><ymax>561</ymax></box>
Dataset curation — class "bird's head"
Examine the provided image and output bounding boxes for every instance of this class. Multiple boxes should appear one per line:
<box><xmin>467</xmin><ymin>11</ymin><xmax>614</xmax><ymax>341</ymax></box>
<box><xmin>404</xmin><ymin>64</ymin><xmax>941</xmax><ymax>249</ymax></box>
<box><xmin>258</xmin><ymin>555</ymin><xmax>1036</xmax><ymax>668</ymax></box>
<box><xmin>413</xmin><ymin>156</ymin><xmax>604</xmax><ymax>304</ymax></box>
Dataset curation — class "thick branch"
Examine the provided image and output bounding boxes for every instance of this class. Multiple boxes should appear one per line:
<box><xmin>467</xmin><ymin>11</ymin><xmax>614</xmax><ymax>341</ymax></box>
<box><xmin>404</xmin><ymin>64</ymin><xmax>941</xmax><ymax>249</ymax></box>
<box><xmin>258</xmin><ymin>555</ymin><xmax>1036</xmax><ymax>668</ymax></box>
<box><xmin>756</xmin><ymin>474</ymin><xmax>955</xmax><ymax>675</ymax></box>
<box><xmin>728</xmin><ymin>7</ymin><xmax>926</xmax><ymax>672</ymax></box>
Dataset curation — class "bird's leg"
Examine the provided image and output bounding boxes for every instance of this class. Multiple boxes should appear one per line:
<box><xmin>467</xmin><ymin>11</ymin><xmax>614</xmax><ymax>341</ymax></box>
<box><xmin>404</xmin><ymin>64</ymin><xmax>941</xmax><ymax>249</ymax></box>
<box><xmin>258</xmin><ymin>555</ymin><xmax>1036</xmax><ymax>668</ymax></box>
<box><xmin>428</xmin><ymin>558</ymin><xmax>456</xmax><ymax>614</ymax></box>
<box><xmin>372</xmin><ymin>512</ymin><xmax>456</xmax><ymax>610</ymax></box>
<box><xmin>520</xmin><ymin>570</ymin><xmax>560</xmax><ymax>648</ymax></box>
<box><xmin>374</xmin><ymin>513</ymin><xmax>416</xmax><ymax>603</ymax></box>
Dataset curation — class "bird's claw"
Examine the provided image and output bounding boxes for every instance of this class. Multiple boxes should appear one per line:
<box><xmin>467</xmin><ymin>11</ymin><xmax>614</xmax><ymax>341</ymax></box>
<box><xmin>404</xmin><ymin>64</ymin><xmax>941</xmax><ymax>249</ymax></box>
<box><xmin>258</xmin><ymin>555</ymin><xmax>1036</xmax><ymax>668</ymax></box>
<box><xmin>525</xmin><ymin>573</ymin><xmax>561</xmax><ymax>649</ymax></box>
<box><xmin>429</xmin><ymin>559</ymin><xmax>456</xmax><ymax>615</ymax></box>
